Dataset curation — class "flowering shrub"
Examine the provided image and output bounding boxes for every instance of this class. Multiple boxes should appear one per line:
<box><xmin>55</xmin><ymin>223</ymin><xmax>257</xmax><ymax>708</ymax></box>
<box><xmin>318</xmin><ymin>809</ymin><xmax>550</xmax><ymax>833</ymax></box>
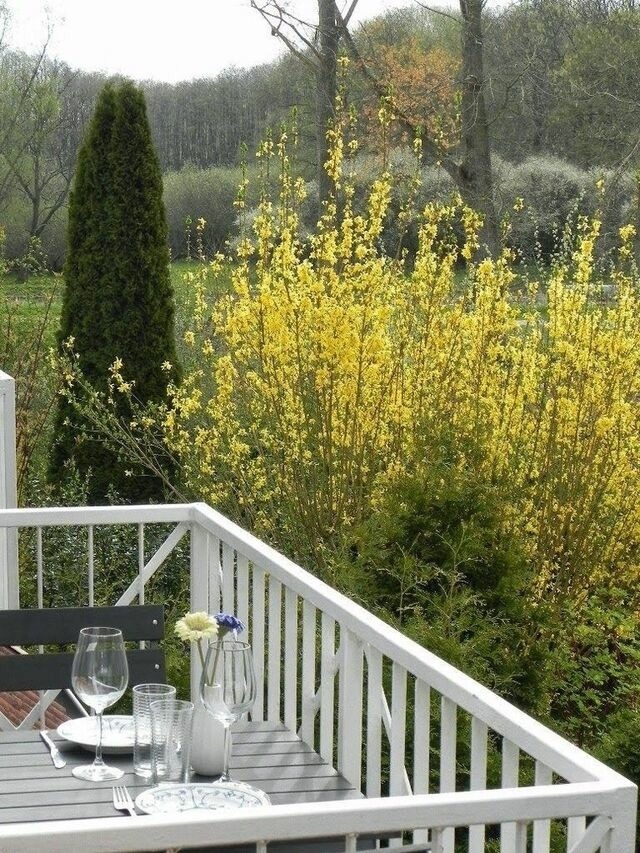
<box><xmin>161</xmin><ymin>123</ymin><xmax>640</xmax><ymax>606</ymax></box>
<box><xmin>53</xmin><ymin>112</ymin><xmax>640</xmax><ymax>609</ymax></box>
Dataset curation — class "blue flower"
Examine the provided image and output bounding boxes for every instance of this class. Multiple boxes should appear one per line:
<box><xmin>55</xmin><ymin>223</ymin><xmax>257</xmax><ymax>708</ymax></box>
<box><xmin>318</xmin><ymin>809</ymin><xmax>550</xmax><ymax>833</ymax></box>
<box><xmin>215</xmin><ymin>612</ymin><xmax>245</xmax><ymax>635</ymax></box>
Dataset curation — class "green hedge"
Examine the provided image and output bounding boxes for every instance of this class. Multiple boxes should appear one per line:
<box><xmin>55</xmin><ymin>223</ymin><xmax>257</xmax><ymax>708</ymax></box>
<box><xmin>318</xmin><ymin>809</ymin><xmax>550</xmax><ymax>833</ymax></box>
<box><xmin>163</xmin><ymin>165</ymin><xmax>246</xmax><ymax>258</ymax></box>
<box><xmin>3</xmin><ymin>153</ymin><xmax>636</xmax><ymax>270</ymax></box>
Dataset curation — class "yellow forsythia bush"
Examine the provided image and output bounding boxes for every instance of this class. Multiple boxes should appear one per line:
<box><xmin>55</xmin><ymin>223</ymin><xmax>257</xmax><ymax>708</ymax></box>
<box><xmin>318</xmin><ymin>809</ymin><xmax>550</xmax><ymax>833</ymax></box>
<box><xmin>163</xmin><ymin>132</ymin><xmax>640</xmax><ymax>604</ymax></box>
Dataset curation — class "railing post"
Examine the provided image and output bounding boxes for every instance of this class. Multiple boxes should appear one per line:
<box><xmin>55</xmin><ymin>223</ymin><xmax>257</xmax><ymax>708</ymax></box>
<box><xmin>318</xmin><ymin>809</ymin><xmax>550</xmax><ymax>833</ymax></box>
<box><xmin>338</xmin><ymin>627</ymin><xmax>363</xmax><ymax>790</ymax></box>
<box><xmin>606</xmin><ymin>783</ymin><xmax>637</xmax><ymax>853</ymax></box>
<box><xmin>0</xmin><ymin>370</ymin><xmax>18</xmax><ymax>609</ymax></box>
<box><xmin>189</xmin><ymin>520</ymin><xmax>211</xmax><ymax>705</ymax></box>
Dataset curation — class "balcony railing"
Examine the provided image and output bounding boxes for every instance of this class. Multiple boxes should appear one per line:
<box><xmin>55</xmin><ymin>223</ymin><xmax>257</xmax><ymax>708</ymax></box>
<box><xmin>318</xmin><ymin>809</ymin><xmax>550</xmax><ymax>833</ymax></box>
<box><xmin>0</xmin><ymin>501</ymin><xmax>636</xmax><ymax>853</ymax></box>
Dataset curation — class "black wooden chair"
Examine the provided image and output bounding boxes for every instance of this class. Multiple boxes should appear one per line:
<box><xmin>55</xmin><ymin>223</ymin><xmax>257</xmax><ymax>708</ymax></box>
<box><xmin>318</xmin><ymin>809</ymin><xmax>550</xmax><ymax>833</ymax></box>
<box><xmin>0</xmin><ymin>605</ymin><xmax>166</xmax><ymax>695</ymax></box>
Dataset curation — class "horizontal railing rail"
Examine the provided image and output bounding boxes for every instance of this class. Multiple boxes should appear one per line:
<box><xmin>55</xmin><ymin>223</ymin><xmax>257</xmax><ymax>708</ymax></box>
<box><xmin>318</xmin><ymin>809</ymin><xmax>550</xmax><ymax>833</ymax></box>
<box><xmin>0</xmin><ymin>784</ymin><xmax>632</xmax><ymax>852</ymax></box>
<box><xmin>0</xmin><ymin>502</ymin><xmax>636</xmax><ymax>852</ymax></box>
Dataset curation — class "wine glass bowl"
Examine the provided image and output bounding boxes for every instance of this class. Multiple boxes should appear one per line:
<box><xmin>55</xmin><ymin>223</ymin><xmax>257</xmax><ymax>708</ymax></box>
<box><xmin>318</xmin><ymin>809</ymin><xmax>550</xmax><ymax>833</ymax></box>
<box><xmin>200</xmin><ymin>639</ymin><xmax>255</xmax><ymax>780</ymax></box>
<box><xmin>71</xmin><ymin>626</ymin><xmax>129</xmax><ymax>782</ymax></box>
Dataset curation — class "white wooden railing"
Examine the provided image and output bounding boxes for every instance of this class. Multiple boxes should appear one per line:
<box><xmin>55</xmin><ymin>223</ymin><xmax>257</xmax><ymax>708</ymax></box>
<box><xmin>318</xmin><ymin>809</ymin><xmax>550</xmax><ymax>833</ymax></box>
<box><xmin>0</xmin><ymin>369</ymin><xmax>18</xmax><ymax>609</ymax></box>
<box><xmin>0</xmin><ymin>502</ymin><xmax>636</xmax><ymax>853</ymax></box>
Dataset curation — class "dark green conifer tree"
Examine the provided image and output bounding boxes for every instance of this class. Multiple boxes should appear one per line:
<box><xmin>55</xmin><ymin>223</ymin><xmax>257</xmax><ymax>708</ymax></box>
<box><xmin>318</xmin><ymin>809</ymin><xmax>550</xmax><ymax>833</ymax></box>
<box><xmin>50</xmin><ymin>81</ymin><xmax>179</xmax><ymax>502</ymax></box>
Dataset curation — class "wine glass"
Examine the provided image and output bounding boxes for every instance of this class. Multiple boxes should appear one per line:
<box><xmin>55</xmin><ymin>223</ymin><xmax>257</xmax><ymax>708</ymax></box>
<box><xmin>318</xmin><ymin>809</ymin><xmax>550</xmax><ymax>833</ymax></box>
<box><xmin>71</xmin><ymin>626</ymin><xmax>129</xmax><ymax>781</ymax></box>
<box><xmin>200</xmin><ymin>639</ymin><xmax>256</xmax><ymax>781</ymax></box>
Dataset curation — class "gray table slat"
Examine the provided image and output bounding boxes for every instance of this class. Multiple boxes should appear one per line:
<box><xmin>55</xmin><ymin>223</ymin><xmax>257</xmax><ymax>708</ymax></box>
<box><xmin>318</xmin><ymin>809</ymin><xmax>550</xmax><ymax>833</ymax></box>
<box><xmin>0</xmin><ymin>722</ymin><xmax>361</xmax><ymax>827</ymax></box>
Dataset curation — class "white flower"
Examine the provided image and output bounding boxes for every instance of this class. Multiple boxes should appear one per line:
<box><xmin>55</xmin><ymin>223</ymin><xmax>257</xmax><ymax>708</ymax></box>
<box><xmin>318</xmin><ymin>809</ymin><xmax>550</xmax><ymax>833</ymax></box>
<box><xmin>174</xmin><ymin>611</ymin><xmax>218</xmax><ymax>643</ymax></box>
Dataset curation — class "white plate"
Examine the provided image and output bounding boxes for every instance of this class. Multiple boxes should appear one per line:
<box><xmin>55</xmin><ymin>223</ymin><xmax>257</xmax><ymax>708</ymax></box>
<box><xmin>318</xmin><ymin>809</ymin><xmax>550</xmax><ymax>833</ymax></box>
<box><xmin>135</xmin><ymin>781</ymin><xmax>271</xmax><ymax>815</ymax></box>
<box><xmin>57</xmin><ymin>715</ymin><xmax>135</xmax><ymax>754</ymax></box>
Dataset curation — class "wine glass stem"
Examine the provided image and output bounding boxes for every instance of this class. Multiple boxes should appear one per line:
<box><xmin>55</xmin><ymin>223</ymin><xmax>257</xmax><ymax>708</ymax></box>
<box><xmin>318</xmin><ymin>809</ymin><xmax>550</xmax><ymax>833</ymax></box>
<box><xmin>94</xmin><ymin>711</ymin><xmax>104</xmax><ymax>767</ymax></box>
<box><xmin>221</xmin><ymin>723</ymin><xmax>232</xmax><ymax>781</ymax></box>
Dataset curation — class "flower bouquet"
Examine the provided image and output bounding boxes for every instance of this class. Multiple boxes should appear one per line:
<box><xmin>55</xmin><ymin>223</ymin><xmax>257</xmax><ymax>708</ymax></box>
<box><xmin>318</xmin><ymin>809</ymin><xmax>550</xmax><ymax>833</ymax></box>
<box><xmin>175</xmin><ymin>611</ymin><xmax>246</xmax><ymax>776</ymax></box>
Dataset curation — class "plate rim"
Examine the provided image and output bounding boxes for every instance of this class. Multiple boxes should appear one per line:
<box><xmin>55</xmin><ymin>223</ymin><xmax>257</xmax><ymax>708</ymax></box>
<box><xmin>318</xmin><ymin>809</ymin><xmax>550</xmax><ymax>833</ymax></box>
<box><xmin>56</xmin><ymin>714</ymin><xmax>134</xmax><ymax>750</ymax></box>
<box><xmin>134</xmin><ymin>781</ymin><xmax>271</xmax><ymax>814</ymax></box>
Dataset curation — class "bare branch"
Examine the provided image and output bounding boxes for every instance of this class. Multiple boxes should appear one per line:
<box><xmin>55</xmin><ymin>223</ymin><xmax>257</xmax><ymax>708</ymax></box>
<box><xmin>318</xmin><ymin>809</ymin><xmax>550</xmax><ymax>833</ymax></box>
<box><xmin>414</xmin><ymin>1</ymin><xmax>462</xmax><ymax>25</ymax></box>
<box><xmin>250</xmin><ymin>0</ymin><xmax>321</xmax><ymax>68</ymax></box>
<box><xmin>341</xmin><ymin>0</ymin><xmax>360</xmax><ymax>27</ymax></box>
<box><xmin>601</xmin><ymin>135</ymin><xmax>640</xmax><ymax>199</ymax></box>
<box><xmin>0</xmin><ymin>6</ymin><xmax>8</xmax><ymax>51</ymax></box>
<box><xmin>333</xmin><ymin>1</ymin><xmax>460</xmax><ymax>180</ymax></box>
<box><xmin>0</xmin><ymin>44</ymin><xmax>48</xmax><ymax>147</ymax></box>
<box><xmin>485</xmin><ymin>49</ymin><xmax>538</xmax><ymax>127</ymax></box>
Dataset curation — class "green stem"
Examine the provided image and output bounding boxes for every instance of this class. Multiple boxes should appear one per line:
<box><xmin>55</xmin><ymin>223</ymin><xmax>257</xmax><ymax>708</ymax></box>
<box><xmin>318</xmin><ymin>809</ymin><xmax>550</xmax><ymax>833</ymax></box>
<box><xmin>210</xmin><ymin>637</ymin><xmax>224</xmax><ymax>687</ymax></box>
<box><xmin>197</xmin><ymin>639</ymin><xmax>207</xmax><ymax>683</ymax></box>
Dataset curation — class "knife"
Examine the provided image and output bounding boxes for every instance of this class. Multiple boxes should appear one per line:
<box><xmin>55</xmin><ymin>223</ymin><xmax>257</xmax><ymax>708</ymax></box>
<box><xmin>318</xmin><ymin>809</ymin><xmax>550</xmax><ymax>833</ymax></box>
<box><xmin>39</xmin><ymin>730</ymin><xmax>66</xmax><ymax>769</ymax></box>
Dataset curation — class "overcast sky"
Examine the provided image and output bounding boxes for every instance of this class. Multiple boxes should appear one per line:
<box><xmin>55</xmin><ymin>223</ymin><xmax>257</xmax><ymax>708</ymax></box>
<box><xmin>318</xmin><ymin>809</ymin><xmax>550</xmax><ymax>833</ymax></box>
<box><xmin>2</xmin><ymin>0</ymin><xmax>494</xmax><ymax>83</ymax></box>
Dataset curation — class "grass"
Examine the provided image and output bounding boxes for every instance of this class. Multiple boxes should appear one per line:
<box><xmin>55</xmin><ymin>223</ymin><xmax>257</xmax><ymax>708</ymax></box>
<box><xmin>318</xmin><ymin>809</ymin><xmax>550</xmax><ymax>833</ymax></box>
<box><xmin>0</xmin><ymin>273</ymin><xmax>62</xmax><ymax>334</ymax></box>
<box><xmin>1</xmin><ymin>262</ymin><xmax>207</xmax><ymax>306</ymax></box>
<box><xmin>170</xmin><ymin>258</ymin><xmax>235</xmax><ymax>370</ymax></box>
<box><xmin>0</xmin><ymin>259</ymin><xmax>229</xmax><ymax>371</ymax></box>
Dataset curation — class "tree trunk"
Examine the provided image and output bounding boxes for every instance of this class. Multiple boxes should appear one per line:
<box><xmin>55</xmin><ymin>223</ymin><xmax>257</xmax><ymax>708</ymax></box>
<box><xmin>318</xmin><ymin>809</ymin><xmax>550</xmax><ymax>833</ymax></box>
<box><xmin>316</xmin><ymin>0</ymin><xmax>338</xmax><ymax>206</ymax></box>
<box><xmin>458</xmin><ymin>0</ymin><xmax>500</xmax><ymax>257</ymax></box>
<box><xmin>30</xmin><ymin>153</ymin><xmax>41</xmax><ymax>237</ymax></box>
<box><xmin>634</xmin><ymin>171</ymin><xmax>640</xmax><ymax>266</ymax></box>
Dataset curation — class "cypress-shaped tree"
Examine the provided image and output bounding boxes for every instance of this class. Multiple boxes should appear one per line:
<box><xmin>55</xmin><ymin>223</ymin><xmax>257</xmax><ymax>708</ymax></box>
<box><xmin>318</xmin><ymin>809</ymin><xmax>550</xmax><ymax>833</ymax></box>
<box><xmin>50</xmin><ymin>81</ymin><xmax>179</xmax><ymax>502</ymax></box>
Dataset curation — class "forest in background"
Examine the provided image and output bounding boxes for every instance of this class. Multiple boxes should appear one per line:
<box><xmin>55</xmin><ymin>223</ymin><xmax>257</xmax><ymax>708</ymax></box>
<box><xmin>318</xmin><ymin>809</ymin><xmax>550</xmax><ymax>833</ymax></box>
<box><xmin>2</xmin><ymin>0</ymin><xmax>640</xmax><ymax>268</ymax></box>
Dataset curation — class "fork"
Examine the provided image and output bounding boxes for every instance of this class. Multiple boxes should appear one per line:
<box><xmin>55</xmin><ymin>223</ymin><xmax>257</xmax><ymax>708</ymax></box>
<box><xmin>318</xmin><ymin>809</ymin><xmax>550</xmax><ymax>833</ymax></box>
<box><xmin>112</xmin><ymin>785</ymin><xmax>136</xmax><ymax>817</ymax></box>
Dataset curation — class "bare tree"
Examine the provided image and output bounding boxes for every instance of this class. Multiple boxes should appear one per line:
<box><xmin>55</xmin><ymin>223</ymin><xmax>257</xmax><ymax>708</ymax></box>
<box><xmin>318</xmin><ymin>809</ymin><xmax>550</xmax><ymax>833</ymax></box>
<box><xmin>253</xmin><ymin>0</ymin><xmax>499</xmax><ymax>252</ymax></box>
<box><xmin>252</xmin><ymin>0</ymin><xmax>359</xmax><ymax>205</ymax></box>
<box><xmin>340</xmin><ymin>0</ymin><xmax>499</xmax><ymax>254</ymax></box>
<box><xmin>457</xmin><ymin>0</ymin><xmax>498</xmax><ymax>254</ymax></box>
<box><xmin>3</xmin><ymin>60</ymin><xmax>76</xmax><ymax>239</ymax></box>
<box><xmin>0</xmin><ymin>5</ymin><xmax>51</xmax><ymax>214</ymax></box>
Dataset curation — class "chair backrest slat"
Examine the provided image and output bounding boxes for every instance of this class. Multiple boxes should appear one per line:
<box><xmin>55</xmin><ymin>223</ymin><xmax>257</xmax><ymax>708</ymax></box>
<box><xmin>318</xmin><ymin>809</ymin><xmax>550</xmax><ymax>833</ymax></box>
<box><xmin>0</xmin><ymin>605</ymin><xmax>164</xmax><ymax>646</ymax></box>
<box><xmin>0</xmin><ymin>606</ymin><xmax>166</xmax><ymax>691</ymax></box>
<box><xmin>0</xmin><ymin>648</ymin><xmax>166</xmax><ymax>691</ymax></box>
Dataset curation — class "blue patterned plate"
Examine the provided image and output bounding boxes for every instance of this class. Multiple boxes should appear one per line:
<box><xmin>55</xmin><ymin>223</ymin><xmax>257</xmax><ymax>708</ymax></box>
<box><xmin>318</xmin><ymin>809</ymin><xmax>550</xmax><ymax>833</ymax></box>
<box><xmin>57</xmin><ymin>715</ymin><xmax>134</xmax><ymax>754</ymax></box>
<box><xmin>135</xmin><ymin>781</ymin><xmax>271</xmax><ymax>815</ymax></box>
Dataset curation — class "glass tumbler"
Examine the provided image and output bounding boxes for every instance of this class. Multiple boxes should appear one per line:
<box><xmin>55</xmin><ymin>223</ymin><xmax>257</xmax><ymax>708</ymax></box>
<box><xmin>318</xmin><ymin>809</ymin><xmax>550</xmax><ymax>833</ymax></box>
<box><xmin>150</xmin><ymin>698</ymin><xmax>194</xmax><ymax>784</ymax></box>
<box><xmin>133</xmin><ymin>683</ymin><xmax>176</xmax><ymax>777</ymax></box>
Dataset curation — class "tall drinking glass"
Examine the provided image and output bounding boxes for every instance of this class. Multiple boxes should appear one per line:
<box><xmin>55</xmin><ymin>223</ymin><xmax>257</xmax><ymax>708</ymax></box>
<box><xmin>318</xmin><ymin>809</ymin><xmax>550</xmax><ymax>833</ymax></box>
<box><xmin>200</xmin><ymin>640</ymin><xmax>255</xmax><ymax>781</ymax></box>
<box><xmin>71</xmin><ymin>626</ymin><xmax>129</xmax><ymax>781</ymax></box>
<box><xmin>133</xmin><ymin>683</ymin><xmax>176</xmax><ymax>777</ymax></box>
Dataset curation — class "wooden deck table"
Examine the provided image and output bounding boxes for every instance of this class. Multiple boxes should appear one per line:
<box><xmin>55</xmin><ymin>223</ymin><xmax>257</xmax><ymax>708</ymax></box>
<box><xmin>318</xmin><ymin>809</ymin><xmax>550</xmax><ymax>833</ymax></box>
<box><xmin>0</xmin><ymin>721</ymin><xmax>375</xmax><ymax>852</ymax></box>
